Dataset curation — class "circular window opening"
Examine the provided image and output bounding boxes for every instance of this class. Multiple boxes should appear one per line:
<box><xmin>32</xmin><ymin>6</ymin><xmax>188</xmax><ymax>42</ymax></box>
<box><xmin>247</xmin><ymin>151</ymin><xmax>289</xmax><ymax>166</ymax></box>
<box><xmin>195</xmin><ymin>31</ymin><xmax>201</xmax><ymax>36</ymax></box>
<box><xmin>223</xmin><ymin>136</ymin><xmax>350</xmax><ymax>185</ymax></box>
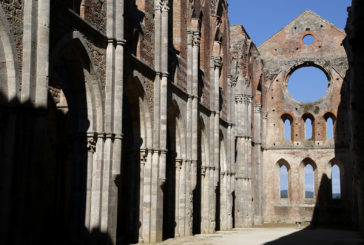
<box><xmin>288</xmin><ymin>66</ymin><xmax>328</xmax><ymax>103</ymax></box>
<box><xmin>303</xmin><ymin>34</ymin><xmax>315</xmax><ymax>45</ymax></box>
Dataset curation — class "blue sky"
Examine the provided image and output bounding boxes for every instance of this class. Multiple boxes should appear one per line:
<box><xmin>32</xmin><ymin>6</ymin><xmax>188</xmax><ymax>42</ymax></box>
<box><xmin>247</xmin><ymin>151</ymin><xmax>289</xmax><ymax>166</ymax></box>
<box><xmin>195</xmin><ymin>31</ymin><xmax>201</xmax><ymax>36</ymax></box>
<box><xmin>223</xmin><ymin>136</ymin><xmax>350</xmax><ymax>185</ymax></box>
<box><xmin>228</xmin><ymin>0</ymin><xmax>351</xmax><ymax>46</ymax></box>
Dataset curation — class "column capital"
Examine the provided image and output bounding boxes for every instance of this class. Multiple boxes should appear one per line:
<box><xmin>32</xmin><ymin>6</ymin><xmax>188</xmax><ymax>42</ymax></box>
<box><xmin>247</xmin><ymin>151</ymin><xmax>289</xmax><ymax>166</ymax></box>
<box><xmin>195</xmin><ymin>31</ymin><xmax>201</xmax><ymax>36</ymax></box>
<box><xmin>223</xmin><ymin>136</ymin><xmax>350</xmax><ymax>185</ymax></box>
<box><xmin>228</xmin><ymin>74</ymin><xmax>238</xmax><ymax>87</ymax></box>
<box><xmin>211</xmin><ymin>56</ymin><xmax>222</xmax><ymax>68</ymax></box>
<box><xmin>201</xmin><ymin>166</ymin><xmax>207</xmax><ymax>176</ymax></box>
<box><xmin>87</xmin><ymin>136</ymin><xmax>97</xmax><ymax>153</ymax></box>
<box><xmin>176</xmin><ymin>159</ymin><xmax>183</xmax><ymax>170</ymax></box>
<box><xmin>187</xmin><ymin>29</ymin><xmax>193</xmax><ymax>46</ymax></box>
<box><xmin>192</xmin><ymin>31</ymin><xmax>201</xmax><ymax>47</ymax></box>
<box><xmin>235</xmin><ymin>95</ymin><xmax>243</xmax><ymax>104</ymax></box>
<box><xmin>140</xmin><ymin>149</ymin><xmax>148</xmax><ymax>166</ymax></box>
<box><xmin>254</xmin><ymin>103</ymin><xmax>262</xmax><ymax>113</ymax></box>
<box><xmin>156</xmin><ymin>0</ymin><xmax>169</xmax><ymax>12</ymax></box>
<box><xmin>242</xmin><ymin>94</ymin><xmax>253</xmax><ymax>104</ymax></box>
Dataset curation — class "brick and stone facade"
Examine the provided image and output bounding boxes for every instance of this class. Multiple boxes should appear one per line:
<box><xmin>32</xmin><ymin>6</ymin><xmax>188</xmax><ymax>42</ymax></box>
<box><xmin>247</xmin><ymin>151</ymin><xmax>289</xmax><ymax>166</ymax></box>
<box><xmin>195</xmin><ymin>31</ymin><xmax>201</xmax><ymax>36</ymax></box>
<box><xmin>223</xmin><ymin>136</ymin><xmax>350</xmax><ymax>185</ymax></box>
<box><xmin>0</xmin><ymin>1</ymin><xmax>362</xmax><ymax>244</ymax></box>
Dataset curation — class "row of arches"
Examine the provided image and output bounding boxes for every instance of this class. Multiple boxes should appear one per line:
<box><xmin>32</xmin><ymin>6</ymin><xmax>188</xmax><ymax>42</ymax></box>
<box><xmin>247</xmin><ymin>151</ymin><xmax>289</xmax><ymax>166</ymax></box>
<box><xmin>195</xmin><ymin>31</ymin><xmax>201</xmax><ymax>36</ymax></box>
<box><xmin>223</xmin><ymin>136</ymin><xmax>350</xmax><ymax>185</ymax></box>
<box><xmin>282</xmin><ymin>112</ymin><xmax>335</xmax><ymax>141</ymax></box>
<box><xmin>277</xmin><ymin>158</ymin><xmax>342</xmax><ymax>200</ymax></box>
<box><xmin>119</xmin><ymin>77</ymin><xmax>234</xmax><ymax>242</ymax></box>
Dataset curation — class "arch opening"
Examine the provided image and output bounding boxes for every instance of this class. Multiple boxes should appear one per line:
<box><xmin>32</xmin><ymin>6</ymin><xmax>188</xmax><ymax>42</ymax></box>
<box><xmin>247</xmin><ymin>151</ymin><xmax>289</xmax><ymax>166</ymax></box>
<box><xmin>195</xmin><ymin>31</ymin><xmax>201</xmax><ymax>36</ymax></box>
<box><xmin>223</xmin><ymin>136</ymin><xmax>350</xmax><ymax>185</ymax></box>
<box><xmin>280</xmin><ymin>165</ymin><xmax>288</xmax><ymax>199</ymax></box>
<box><xmin>305</xmin><ymin>118</ymin><xmax>313</xmax><ymax>140</ymax></box>
<box><xmin>284</xmin><ymin>119</ymin><xmax>291</xmax><ymax>141</ymax></box>
<box><xmin>327</xmin><ymin>117</ymin><xmax>334</xmax><ymax>140</ymax></box>
<box><xmin>305</xmin><ymin>164</ymin><xmax>315</xmax><ymax>198</ymax></box>
<box><xmin>302</xmin><ymin>34</ymin><xmax>315</xmax><ymax>45</ymax></box>
<box><xmin>332</xmin><ymin>165</ymin><xmax>341</xmax><ymax>199</ymax></box>
<box><xmin>288</xmin><ymin>66</ymin><xmax>328</xmax><ymax>103</ymax></box>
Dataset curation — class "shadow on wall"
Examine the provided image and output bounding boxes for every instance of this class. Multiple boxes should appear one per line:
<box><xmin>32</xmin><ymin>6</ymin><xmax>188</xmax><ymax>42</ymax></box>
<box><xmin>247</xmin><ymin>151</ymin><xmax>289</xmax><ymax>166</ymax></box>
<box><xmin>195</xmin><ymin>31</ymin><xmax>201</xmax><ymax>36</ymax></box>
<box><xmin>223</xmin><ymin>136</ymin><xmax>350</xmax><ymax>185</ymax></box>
<box><xmin>264</xmin><ymin>175</ymin><xmax>360</xmax><ymax>244</ymax></box>
<box><xmin>0</xmin><ymin>91</ymin><xmax>120</xmax><ymax>244</ymax></box>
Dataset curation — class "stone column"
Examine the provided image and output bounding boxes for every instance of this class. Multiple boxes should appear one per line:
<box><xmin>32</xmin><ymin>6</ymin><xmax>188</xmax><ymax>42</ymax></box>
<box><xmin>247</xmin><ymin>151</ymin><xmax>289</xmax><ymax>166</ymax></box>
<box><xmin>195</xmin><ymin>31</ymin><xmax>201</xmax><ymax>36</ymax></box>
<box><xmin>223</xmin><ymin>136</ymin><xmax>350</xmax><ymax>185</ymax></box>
<box><xmin>90</xmin><ymin>134</ymin><xmax>105</xmax><ymax>229</ymax></box>
<box><xmin>226</xmin><ymin>75</ymin><xmax>237</xmax><ymax>230</ymax></box>
<box><xmin>175</xmin><ymin>159</ymin><xmax>182</xmax><ymax>237</ymax></box>
<box><xmin>184</xmin><ymin>159</ymin><xmax>192</xmax><ymax>235</ymax></box>
<box><xmin>233</xmin><ymin>95</ymin><xmax>244</xmax><ymax>227</ymax></box>
<box><xmin>138</xmin><ymin>149</ymin><xmax>146</xmax><ymax>242</ymax></box>
<box><xmin>214</xmin><ymin>55</ymin><xmax>222</xmax><ymax>232</ymax></box>
<box><xmin>179</xmin><ymin>160</ymin><xmax>186</xmax><ymax>237</ymax></box>
<box><xmin>261</xmin><ymin>113</ymin><xmax>268</xmax><ymax>225</ymax></box>
<box><xmin>19</xmin><ymin>1</ymin><xmax>50</xmax><ymax>242</ymax></box>
<box><xmin>201</xmin><ymin>165</ymin><xmax>208</xmax><ymax>233</ymax></box>
<box><xmin>185</xmin><ymin>30</ymin><xmax>200</xmax><ymax>236</ymax></box>
<box><xmin>220</xmin><ymin>170</ymin><xmax>227</xmax><ymax>230</ymax></box>
<box><xmin>142</xmin><ymin>149</ymin><xmax>153</xmax><ymax>242</ymax></box>
<box><xmin>85</xmin><ymin>133</ymin><xmax>97</xmax><ymax>229</ymax></box>
<box><xmin>253</xmin><ymin>103</ymin><xmax>262</xmax><ymax>225</ymax></box>
<box><xmin>184</xmin><ymin>29</ymin><xmax>193</xmax><ymax>236</ymax></box>
<box><xmin>234</xmin><ymin>93</ymin><xmax>253</xmax><ymax>227</ymax></box>
<box><xmin>157</xmin><ymin>0</ymin><xmax>169</xmax><ymax>241</ymax></box>
<box><xmin>151</xmin><ymin>0</ymin><xmax>162</xmax><ymax>242</ymax></box>
<box><xmin>246</xmin><ymin>95</ymin><xmax>253</xmax><ymax>226</ymax></box>
<box><xmin>103</xmin><ymin>0</ymin><xmax>125</xmax><ymax>242</ymax></box>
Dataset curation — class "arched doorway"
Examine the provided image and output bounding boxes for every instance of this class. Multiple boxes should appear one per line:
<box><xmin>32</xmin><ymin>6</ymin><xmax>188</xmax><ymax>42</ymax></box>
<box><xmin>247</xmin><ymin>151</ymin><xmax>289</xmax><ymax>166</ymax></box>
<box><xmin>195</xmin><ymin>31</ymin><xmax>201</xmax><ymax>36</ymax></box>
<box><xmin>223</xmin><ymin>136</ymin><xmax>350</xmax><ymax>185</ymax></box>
<box><xmin>47</xmin><ymin>37</ymin><xmax>102</xmax><ymax>243</ymax></box>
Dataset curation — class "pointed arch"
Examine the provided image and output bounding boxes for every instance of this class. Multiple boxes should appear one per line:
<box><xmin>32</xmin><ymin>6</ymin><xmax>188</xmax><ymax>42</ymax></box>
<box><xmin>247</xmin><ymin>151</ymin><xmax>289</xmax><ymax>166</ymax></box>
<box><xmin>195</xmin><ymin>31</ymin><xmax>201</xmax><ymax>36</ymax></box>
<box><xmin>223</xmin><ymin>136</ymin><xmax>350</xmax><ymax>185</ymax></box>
<box><xmin>50</xmin><ymin>32</ymin><xmax>104</xmax><ymax>133</ymax></box>
<box><xmin>324</xmin><ymin>112</ymin><xmax>336</xmax><ymax>140</ymax></box>
<box><xmin>300</xmin><ymin>158</ymin><xmax>318</xmax><ymax>199</ymax></box>
<box><xmin>46</xmin><ymin>32</ymin><xmax>105</xmax><ymax>241</ymax></box>
<box><xmin>281</xmin><ymin>113</ymin><xmax>293</xmax><ymax>141</ymax></box>
<box><xmin>302</xmin><ymin>113</ymin><xmax>315</xmax><ymax>140</ymax></box>
<box><xmin>275</xmin><ymin>159</ymin><xmax>291</xmax><ymax>199</ymax></box>
<box><xmin>328</xmin><ymin>158</ymin><xmax>344</xmax><ymax>199</ymax></box>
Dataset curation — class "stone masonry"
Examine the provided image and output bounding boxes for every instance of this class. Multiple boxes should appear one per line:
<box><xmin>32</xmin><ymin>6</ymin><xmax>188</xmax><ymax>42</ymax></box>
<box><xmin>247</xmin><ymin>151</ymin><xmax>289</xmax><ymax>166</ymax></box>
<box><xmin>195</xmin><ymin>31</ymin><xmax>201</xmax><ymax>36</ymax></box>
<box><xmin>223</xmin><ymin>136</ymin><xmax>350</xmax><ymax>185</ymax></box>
<box><xmin>0</xmin><ymin>1</ymin><xmax>362</xmax><ymax>244</ymax></box>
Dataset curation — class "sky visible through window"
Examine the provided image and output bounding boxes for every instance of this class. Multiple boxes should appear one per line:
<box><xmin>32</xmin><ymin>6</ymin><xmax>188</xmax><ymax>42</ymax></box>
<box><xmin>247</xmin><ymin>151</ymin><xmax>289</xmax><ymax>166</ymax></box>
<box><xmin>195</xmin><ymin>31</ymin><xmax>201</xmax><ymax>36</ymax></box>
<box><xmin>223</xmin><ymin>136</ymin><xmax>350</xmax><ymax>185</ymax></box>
<box><xmin>228</xmin><ymin>0</ymin><xmax>346</xmax><ymax>195</ymax></box>
<box><xmin>305</xmin><ymin>165</ymin><xmax>314</xmax><ymax>198</ymax></box>
<box><xmin>280</xmin><ymin>165</ymin><xmax>288</xmax><ymax>198</ymax></box>
<box><xmin>288</xmin><ymin>67</ymin><xmax>328</xmax><ymax>103</ymax></box>
<box><xmin>332</xmin><ymin>165</ymin><xmax>341</xmax><ymax>198</ymax></box>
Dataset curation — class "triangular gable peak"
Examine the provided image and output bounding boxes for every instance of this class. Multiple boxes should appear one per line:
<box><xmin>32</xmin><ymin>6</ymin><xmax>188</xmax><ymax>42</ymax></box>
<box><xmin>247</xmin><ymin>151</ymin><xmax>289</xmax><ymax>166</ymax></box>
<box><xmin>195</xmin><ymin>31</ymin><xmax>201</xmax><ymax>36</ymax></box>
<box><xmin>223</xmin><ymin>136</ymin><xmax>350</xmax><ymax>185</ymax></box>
<box><xmin>258</xmin><ymin>10</ymin><xmax>346</xmax><ymax>61</ymax></box>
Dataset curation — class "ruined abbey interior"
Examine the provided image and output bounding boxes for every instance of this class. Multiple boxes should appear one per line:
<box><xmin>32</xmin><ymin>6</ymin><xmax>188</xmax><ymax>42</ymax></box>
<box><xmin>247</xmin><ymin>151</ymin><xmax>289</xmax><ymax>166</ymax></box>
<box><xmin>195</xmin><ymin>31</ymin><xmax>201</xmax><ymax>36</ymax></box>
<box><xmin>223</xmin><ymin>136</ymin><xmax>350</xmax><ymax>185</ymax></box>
<box><xmin>0</xmin><ymin>0</ymin><xmax>364</xmax><ymax>244</ymax></box>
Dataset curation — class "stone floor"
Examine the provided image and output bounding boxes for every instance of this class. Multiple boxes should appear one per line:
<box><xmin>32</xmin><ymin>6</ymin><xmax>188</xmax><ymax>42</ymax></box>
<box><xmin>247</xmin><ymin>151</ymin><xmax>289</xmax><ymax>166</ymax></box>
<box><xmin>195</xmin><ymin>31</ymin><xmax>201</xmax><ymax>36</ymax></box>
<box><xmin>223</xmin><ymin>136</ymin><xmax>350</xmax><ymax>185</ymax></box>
<box><xmin>159</xmin><ymin>226</ymin><xmax>363</xmax><ymax>245</ymax></box>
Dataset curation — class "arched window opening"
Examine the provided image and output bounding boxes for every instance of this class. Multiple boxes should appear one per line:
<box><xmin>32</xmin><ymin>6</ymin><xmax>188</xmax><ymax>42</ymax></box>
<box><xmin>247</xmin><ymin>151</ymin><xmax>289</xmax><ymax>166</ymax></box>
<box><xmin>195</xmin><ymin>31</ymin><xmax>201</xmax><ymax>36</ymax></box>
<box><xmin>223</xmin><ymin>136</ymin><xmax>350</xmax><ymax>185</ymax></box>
<box><xmin>305</xmin><ymin>164</ymin><xmax>314</xmax><ymax>198</ymax></box>
<box><xmin>327</xmin><ymin>117</ymin><xmax>334</xmax><ymax>140</ymax></box>
<box><xmin>280</xmin><ymin>165</ymin><xmax>288</xmax><ymax>198</ymax></box>
<box><xmin>284</xmin><ymin>119</ymin><xmax>291</xmax><ymax>141</ymax></box>
<box><xmin>332</xmin><ymin>165</ymin><xmax>341</xmax><ymax>199</ymax></box>
<box><xmin>304</xmin><ymin>118</ymin><xmax>313</xmax><ymax>140</ymax></box>
<box><xmin>281</xmin><ymin>114</ymin><xmax>293</xmax><ymax>141</ymax></box>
